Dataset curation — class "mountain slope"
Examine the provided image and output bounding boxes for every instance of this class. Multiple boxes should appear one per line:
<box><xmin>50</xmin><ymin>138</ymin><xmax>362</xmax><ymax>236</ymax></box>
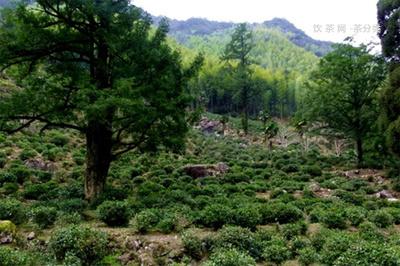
<box><xmin>153</xmin><ymin>16</ymin><xmax>332</xmax><ymax>57</ymax></box>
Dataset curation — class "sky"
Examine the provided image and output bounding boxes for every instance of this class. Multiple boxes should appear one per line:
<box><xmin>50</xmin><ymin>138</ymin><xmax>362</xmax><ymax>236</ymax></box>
<box><xmin>132</xmin><ymin>0</ymin><xmax>380</xmax><ymax>45</ymax></box>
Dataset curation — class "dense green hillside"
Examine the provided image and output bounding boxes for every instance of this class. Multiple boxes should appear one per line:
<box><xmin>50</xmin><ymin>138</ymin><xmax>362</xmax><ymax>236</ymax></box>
<box><xmin>167</xmin><ymin>18</ymin><xmax>322</xmax><ymax>118</ymax></box>
<box><xmin>153</xmin><ymin>16</ymin><xmax>332</xmax><ymax>57</ymax></box>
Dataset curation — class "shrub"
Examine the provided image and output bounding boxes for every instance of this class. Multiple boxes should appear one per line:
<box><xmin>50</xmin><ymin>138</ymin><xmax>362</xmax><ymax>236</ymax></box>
<box><xmin>301</xmin><ymin>165</ymin><xmax>322</xmax><ymax>177</ymax></box>
<box><xmin>181</xmin><ymin>230</ymin><xmax>202</xmax><ymax>259</ymax></box>
<box><xmin>11</xmin><ymin>167</ymin><xmax>31</xmax><ymax>183</ymax></box>
<box><xmin>297</xmin><ymin>247</ymin><xmax>319</xmax><ymax>265</ymax></box>
<box><xmin>0</xmin><ymin>199</ymin><xmax>25</xmax><ymax>224</ymax></box>
<box><xmin>0</xmin><ymin>248</ymin><xmax>37</xmax><ymax>265</ymax></box>
<box><xmin>0</xmin><ymin>158</ymin><xmax>6</xmax><ymax>168</ymax></box>
<box><xmin>368</xmin><ymin>209</ymin><xmax>394</xmax><ymax>228</ymax></box>
<box><xmin>2</xmin><ymin>182</ymin><xmax>19</xmax><ymax>194</ymax></box>
<box><xmin>333</xmin><ymin>241</ymin><xmax>400</xmax><ymax>265</ymax></box>
<box><xmin>321</xmin><ymin>207</ymin><xmax>347</xmax><ymax>229</ymax></box>
<box><xmin>50</xmin><ymin>133</ymin><xmax>70</xmax><ymax>146</ymax></box>
<box><xmin>262</xmin><ymin>237</ymin><xmax>291</xmax><ymax>264</ymax></box>
<box><xmin>274</xmin><ymin>203</ymin><xmax>304</xmax><ymax>224</ymax></box>
<box><xmin>212</xmin><ymin>226</ymin><xmax>264</xmax><ymax>260</ymax></box>
<box><xmin>29</xmin><ymin>206</ymin><xmax>57</xmax><ymax>228</ymax></box>
<box><xmin>232</xmin><ymin>206</ymin><xmax>262</xmax><ymax>229</ymax></box>
<box><xmin>280</xmin><ymin>221</ymin><xmax>308</xmax><ymax>240</ymax></box>
<box><xmin>345</xmin><ymin>206</ymin><xmax>365</xmax><ymax>226</ymax></box>
<box><xmin>156</xmin><ymin>217</ymin><xmax>175</xmax><ymax>233</ymax></box>
<box><xmin>18</xmin><ymin>148</ymin><xmax>37</xmax><ymax>161</ymax></box>
<box><xmin>204</xmin><ymin>249</ymin><xmax>256</xmax><ymax>266</ymax></box>
<box><xmin>50</xmin><ymin>226</ymin><xmax>108</xmax><ymax>265</ymax></box>
<box><xmin>37</xmin><ymin>171</ymin><xmax>52</xmax><ymax>183</ymax></box>
<box><xmin>59</xmin><ymin>199</ymin><xmax>88</xmax><ymax>214</ymax></box>
<box><xmin>23</xmin><ymin>183</ymin><xmax>49</xmax><ymax>200</ymax></box>
<box><xmin>90</xmin><ymin>184</ymin><xmax>129</xmax><ymax>208</ymax></box>
<box><xmin>134</xmin><ymin>209</ymin><xmax>160</xmax><ymax>233</ymax></box>
<box><xmin>0</xmin><ymin>172</ymin><xmax>17</xmax><ymax>185</ymax></box>
<box><xmin>201</xmin><ymin>204</ymin><xmax>233</xmax><ymax>230</ymax></box>
<box><xmin>97</xmin><ymin>200</ymin><xmax>132</xmax><ymax>227</ymax></box>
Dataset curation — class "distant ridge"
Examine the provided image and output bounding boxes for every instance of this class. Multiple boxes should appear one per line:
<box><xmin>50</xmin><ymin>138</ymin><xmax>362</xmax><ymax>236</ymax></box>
<box><xmin>152</xmin><ymin>16</ymin><xmax>332</xmax><ymax>57</ymax></box>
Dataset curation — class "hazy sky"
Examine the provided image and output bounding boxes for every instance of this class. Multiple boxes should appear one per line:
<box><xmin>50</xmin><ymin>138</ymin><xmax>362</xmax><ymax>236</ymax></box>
<box><xmin>133</xmin><ymin>0</ymin><xmax>380</xmax><ymax>45</ymax></box>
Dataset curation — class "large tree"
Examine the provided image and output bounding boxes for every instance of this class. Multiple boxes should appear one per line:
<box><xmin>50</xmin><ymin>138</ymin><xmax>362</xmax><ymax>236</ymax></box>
<box><xmin>377</xmin><ymin>0</ymin><xmax>400</xmax><ymax>156</ymax></box>
<box><xmin>300</xmin><ymin>43</ymin><xmax>386</xmax><ymax>163</ymax></box>
<box><xmin>221</xmin><ymin>23</ymin><xmax>261</xmax><ymax>134</ymax></box>
<box><xmin>0</xmin><ymin>0</ymin><xmax>202</xmax><ymax>201</ymax></box>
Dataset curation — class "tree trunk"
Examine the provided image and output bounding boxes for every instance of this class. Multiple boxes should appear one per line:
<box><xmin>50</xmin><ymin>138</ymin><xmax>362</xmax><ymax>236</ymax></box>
<box><xmin>356</xmin><ymin>138</ymin><xmax>363</xmax><ymax>164</ymax></box>
<box><xmin>84</xmin><ymin>122</ymin><xmax>113</xmax><ymax>201</ymax></box>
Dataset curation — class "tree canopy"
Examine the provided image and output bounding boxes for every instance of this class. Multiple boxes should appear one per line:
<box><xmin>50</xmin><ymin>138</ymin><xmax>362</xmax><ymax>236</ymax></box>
<box><xmin>0</xmin><ymin>0</ymin><xmax>202</xmax><ymax>200</ymax></box>
<box><xmin>298</xmin><ymin>43</ymin><xmax>386</xmax><ymax>163</ymax></box>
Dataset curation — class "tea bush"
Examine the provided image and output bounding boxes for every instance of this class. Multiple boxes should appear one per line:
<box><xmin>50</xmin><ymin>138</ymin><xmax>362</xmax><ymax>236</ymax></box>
<box><xmin>181</xmin><ymin>230</ymin><xmax>202</xmax><ymax>259</ymax></box>
<box><xmin>0</xmin><ymin>199</ymin><xmax>26</xmax><ymax>224</ymax></box>
<box><xmin>212</xmin><ymin>226</ymin><xmax>264</xmax><ymax>260</ymax></box>
<box><xmin>367</xmin><ymin>209</ymin><xmax>394</xmax><ymax>228</ymax></box>
<box><xmin>29</xmin><ymin>206</ymin><xmax>57</xmax><ymax>228</ymax></box>
<box><xmin>97</xmin><ymin>200</ymin><xmax>132</xmax><ymax>227</ymax></box>
<box><xmin>204</xmin><ymin>249</ymin><xmax>256</xmax><ymax>266</ymax></box>
<box><xmin>200</xmin><ymin>204</ymin><xmax>233</xmax><ymax>230</ymax></box>
<box><xmin>262</xmin><ymin>237</ymin><xmax>291</xmax><ymax>264</ymax></box>
<box><xmin>50</xmin><ymin>226</ymin><xmax>108</xmax><ymax>265</ymax></box>
<box><xmin>134</xmin><ymin>209</ymin><xmax>161</xmax><ymax>233</ymax></box>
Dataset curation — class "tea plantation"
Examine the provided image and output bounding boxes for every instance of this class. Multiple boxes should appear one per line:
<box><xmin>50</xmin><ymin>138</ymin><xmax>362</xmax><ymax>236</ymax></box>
<box><xmin>0</xmin><ymin>114</ymin><xmax>400</xmax><ymax>265</ymax></box>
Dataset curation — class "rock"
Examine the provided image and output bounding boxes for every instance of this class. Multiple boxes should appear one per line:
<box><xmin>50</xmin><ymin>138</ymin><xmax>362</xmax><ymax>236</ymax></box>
<box><xmin>184</xmin><ymin>163</ymin><xmax>228</xmax><ymax>178</ymax></box>
<box><xmin>376</xmin><ymin>190</ymin><xmax>393</xmax><ymax>199</ymax></box>
<box><xmin>197</xmin><ymin>117</ymin><xmax>221</xmax><ymax>134</ymax></box>
<box><xmin>0</xmin><ymin>220</ymin><xmax>16</xmax><ymax>244</ymax></box>
<box><xmin>27</xmin><ymin>231</ymin><xmax>35</xmax><ymax>240</ymax></box>
<box><xmin>117</xmin><ymin>252</ymin><xmax>135</xmax><ymax>264</ymax></box>
<box><xmin>123</xmin><ymin>236</ymin><xmax>142</xmax><ymax>250</ymax></box>
<box><xmin>388</xmin><ymin>198</ymin><xmax>400</xmax><ymax>202</ymax></box>
<box><xmin>309</xmin><ymin>183</ymin><xmax>322</xmax><ymax>192</ymax></box>
<box><xmin>24</xmin><ymin>159</ymin><xmax>57</xmax><ymax>172</ymax></box>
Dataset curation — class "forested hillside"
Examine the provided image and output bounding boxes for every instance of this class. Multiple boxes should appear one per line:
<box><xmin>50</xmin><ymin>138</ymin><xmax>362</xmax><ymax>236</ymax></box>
<box><xmin>166</xmin><ymin>18</ymin><xmax>322</xmax><ymax>118</ymax></box>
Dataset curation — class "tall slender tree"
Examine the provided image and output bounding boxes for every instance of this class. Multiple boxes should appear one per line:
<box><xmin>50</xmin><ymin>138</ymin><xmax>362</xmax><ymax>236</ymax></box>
<box><xmin>221</xmin><ymin>23</ymin><xmax>259</xmax><ymax>134</ymax></box>
<box><xmin>0</xmin><ymin>0</ymin><xmax>202</xmax><ymax>201</ymax></box>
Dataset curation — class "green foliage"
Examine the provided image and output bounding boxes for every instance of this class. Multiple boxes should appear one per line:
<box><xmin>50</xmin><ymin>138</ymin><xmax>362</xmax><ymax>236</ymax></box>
<box><xmin>262</xmin><ymin>237</ymin><xmax>291</xmax><ymax>264</ymax></box>
<box><xmin>368</xmin><ymin>209</ymin><xmax>394</xmax><ymax>228</ymax></box>
<box><xmin>200</xmin><ymin>204</ymin><xmax>233</xmax><ymax>229</ymax></box>
<box><xmin>50</xmin><ymin>226</ymin><xmax>108</xmax><ymax>265</ymax></box>
<box><xmin>97</xmin><ymin>200</ymin><xmax>132</xmax><ymax>227</ymax></box>
<box><xmin>29</xmin><ymin>206</ymin><xmax>57</xmax><ymax>228</ymax></box>
<box><xmin>18</xmin><ymin>148</ymin><xmax>37</xmax><ymax>161</ymax></box>
<box><xmin>181</xmin><ymin>230</ymin><xmax>202</xmax><ymax>259</ymax></box>
<box><xmin>0</xmin><ymin>248</ymin><xmax>37</xmax><ymax>265</ymax></box>
<box><xmin>212</xmin><ymin>226</ymin><xmax>264</xmax><ymax>260</ymax></box>
<box><xmin>0</xmin><ymin>199</ymin><xmax>25</xmax><ymax>224</ymax></box>
<box><xmin>0</xmin><ymin>0</ymin><xmax>203</xmax><ymax>201</ymax></box>
<box><xmin>204</xmin><ymin>249</ymin><xmax>256</xmax><ymax>266</ymax></box>
<box><xmin>134</xmin><ymin>209</ymin><xmax>161</xmax><ymax>233</ymax></box>
<box><xmin>59</xmin><ymin>199</ymin><xmax>88</xmax><ymax>214</ymax></box>
<box><xmin>299</xmin><ymin>43</ymin><xmax>386</xmax><ymax>163</ymax></box>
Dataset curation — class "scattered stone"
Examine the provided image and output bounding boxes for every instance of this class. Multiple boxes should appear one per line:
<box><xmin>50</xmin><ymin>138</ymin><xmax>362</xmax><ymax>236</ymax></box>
<box><xmin>24</xmin><ymin>158</ymin><xmax>57</xmax><ymax>172</ymax></box>
<box><xmin>117</xmin><ymin>252</ymin><xmax>135</xmax><ymax>264</ymax></box>
<box><xmin>309</xmin><ymin>183</ymin><xmax>322</xmax><ymax>192</ymax></box>
<box><xmin>184</xmin><ymin>162</ymin><xmax>228</xmax><ymax>178</ymax></box>
<box><xmin>388</xmin><ymin>198</ymin><xmax>399</xmax><ymax>202</ymax></box>
<box><xmin>0</xmin><ymin>220</ymin><xmax>16</xmax><ymax>244</ymax></box>
<box><xmin>123</xmin><ymin>236</ymin><xmax>142</xmax><ymax>250</ymax></box>
<box><xmin>197</xmin><ymin>117</ymin><xmax>221</xmax><ymax>134</ymax></box>
<box><xmin>376</xmin><ymin>190</ymin><xmax>393</xmax><ymax>199</ymax></box>
<box><xmin>27</xmin><ymin>231</ymin><xmax>35</xmax><ymax>240</ymax></box>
